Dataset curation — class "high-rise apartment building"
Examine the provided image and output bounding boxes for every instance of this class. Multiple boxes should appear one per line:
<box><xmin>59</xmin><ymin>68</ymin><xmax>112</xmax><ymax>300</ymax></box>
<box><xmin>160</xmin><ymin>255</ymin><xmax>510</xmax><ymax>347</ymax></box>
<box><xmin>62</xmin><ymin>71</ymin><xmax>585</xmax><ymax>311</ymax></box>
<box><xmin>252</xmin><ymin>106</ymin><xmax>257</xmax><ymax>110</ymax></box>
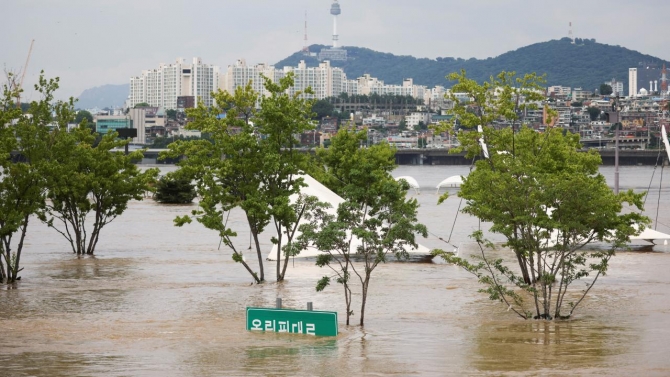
<box><xmin>223</xmin><ymin>59</ymin><xmax>433</xmax><ymax>102</ymax></box>
<box><xmin>628</xmin><ymin>68</ymin><xmax>638</xmax><ymax>98</ymax></box>
<box><xmin>224</xmin><ymin>60</ymin><xmax>352</xmax><ymax>100</ymax></box>
<box><xmin>129</xmin><ymin>57</ymin><xmax>220</xmax><ymax>110</ymax></box>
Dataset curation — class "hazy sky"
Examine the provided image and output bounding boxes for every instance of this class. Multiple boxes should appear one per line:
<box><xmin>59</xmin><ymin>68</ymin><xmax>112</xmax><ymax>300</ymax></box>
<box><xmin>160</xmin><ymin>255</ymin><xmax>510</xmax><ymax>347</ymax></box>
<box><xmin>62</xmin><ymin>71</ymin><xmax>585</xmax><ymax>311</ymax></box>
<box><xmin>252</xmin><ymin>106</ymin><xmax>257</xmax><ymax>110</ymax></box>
<box><xmin>2</xmin><ymin>0</ymin><xmax>669</xmax><ymax>101</ymax></box>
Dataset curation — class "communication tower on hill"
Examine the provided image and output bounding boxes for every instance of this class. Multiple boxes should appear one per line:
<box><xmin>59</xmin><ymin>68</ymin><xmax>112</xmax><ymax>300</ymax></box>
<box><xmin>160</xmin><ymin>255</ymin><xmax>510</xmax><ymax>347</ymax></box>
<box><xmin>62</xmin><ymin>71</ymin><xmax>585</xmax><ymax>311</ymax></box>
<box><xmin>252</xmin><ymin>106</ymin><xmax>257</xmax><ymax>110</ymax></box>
<box><xmin>568</xmin><ymin>22</ymin><xmax>575</xmax><ymax>44</ymax></box>
<box><xmin>318</xmin><ymin>0</ymin><xmax>347</xmax><ymax>61</ymax></box>
<box><xmin>330</xmin><ymin>0</ymin><xmax>341</xmax><ymax>48</ymax></box>
<box><xmin>302</xmin><ymin>11</ymin><xmax>309</xmax><ymax>54</ymax></box>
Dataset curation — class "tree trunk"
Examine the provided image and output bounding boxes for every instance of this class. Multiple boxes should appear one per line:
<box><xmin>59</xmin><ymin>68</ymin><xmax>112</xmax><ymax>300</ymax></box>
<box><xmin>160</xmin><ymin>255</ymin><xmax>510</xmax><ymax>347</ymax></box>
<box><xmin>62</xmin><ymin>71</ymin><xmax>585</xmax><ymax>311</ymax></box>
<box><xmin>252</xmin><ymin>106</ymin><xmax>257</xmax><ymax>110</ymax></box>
<box><xmin>0</xmin><ymin>242</ymin><xmax>7</xmax><ymax>283</ymax></box>
<box><xmin>360</xmin><ymin>276</ymin><xmax>370</xmax><ymax>327</ymax></box>
<box><xmin>12</xmin><ymin>214</ymin><xmax>30</xmax><ymax>282</ymax></box>
<box><xmin>275</xmin><ymin>228</ymin><xmax>282</xmax><ymax>281</ymax></box>
<box><xmin>238</xmin><ymin>255</ymin><xmax>261</xmax><ymax>284</ymax></box>
<box><xmin>344</xmin><ymin>283</ymin><xmax>351</xmax><ymax>325</ymax></box>
<box><xmin>251</xmin><ymin>227</ymin><xmax>264</xmax><ymax>282</ymax></box>
<box><xmin>528</xmin><ymin>251</ymin><xmax>541</xmax><ymax>318</ymax></box>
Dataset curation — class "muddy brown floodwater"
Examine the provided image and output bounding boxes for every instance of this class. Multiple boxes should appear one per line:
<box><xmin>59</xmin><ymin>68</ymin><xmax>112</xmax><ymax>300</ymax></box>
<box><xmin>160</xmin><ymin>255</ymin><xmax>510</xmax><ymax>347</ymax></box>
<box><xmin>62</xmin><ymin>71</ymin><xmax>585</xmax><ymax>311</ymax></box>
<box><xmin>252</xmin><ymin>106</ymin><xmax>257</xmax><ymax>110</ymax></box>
<box><xmin>1</xmin><ymin>165</ymin><xmax>670</xmax><ymax>376</ymax></box>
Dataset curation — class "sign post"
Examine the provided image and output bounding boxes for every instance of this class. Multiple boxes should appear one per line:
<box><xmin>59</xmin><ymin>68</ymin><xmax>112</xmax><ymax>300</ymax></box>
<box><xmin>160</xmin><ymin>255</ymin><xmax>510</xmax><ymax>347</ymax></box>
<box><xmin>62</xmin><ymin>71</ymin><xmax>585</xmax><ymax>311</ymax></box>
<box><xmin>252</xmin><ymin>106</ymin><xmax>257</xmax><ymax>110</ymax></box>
<box><xmin>246</xmin><ymin>307</ymin><xmax>338</xmax><ymax>337</ymax></box>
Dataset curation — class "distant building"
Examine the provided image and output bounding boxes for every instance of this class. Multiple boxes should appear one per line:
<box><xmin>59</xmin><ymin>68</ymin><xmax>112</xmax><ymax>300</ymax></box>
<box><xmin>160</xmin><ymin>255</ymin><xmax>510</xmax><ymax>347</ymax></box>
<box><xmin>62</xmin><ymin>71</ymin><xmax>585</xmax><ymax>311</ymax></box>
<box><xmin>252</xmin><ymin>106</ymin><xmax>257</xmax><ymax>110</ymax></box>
<box><xmin>604</xmin><ymin>78</ymin><xmax>624</xmax><ymax>97</ymax></box>
<box><xmin>547</xmin><ymin>86</ymin><xmax>571</xmax><ymax>97</ymax></box>
<box><xmin>635</xmin><ymin>62</ymin><xmax>662</xmax><ymax>94</ymax></box>
<box><xmin>362</xmin><ymin>114</ymin><xmax>386</xmax><ymax>126</ymax></box>
<box><xmin>177</xmin><ymin>96</ymin><xmax>195</xmax><ymax>110</ymax></box>
<box><xmin>319</xmin><ymin>116</ymin><xmax>338</xmax><ymax>132</ymax></box>
<box><xmin>129</xmin><ymin>57</ymin><xmax>220</xmax><ymax>110</ymax></box>
<box><xmin>405</xmin><ymin>112</ymin><xmax>431</xmax><ymax>128</ymax></box>
<box><xmin>318</xmin><ymin>48</ymin><xmax>348</xmax><ymax>62</ymax></box>
<box><xmin>357</xmin><ymin>74</ymin><xmax>416</xmax><ymax>96</ymax></box>
<box><xmin>571</xmin><ymin>88</ymin><xmax>592</xmax><ymax>102</ymax></box>
<box><xmin>223</xmin><ymin>59</ymin><xmax>431</xmax><ymax>101</ymax></box>
<box><xmin>95</xmin><ymin>115</ymin><xmax>129</xmax><ymax>136</ymax></box>
<box><xmin>128</xmin><ymin>108</ymin><xmax>147</xmax><ymax>144</ymax></box>
<box><xmin>629</xmin><ymin>68</ymin><xmax>638</xmax><ymax>98</ymax></box>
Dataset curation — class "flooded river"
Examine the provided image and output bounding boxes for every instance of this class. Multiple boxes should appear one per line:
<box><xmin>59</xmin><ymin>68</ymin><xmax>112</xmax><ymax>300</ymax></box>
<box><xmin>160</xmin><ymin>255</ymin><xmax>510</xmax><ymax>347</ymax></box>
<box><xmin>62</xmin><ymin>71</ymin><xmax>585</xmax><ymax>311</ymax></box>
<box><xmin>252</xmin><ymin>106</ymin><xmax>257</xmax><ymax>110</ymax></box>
<box><xmin>1</xmin><ymin>165</ymin><xmax>670</xmax><ymax>376</ymax></box>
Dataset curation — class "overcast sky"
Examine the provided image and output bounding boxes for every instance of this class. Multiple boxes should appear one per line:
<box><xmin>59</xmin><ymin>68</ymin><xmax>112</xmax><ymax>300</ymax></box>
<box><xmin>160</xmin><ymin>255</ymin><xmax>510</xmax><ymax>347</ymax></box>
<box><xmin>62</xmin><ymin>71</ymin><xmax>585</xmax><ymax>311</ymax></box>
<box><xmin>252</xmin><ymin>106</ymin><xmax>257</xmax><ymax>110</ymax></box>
<box><xmin>2</xmin><ymin>0</ymin><xmax>669</xmax><ymax>101</ymax></box>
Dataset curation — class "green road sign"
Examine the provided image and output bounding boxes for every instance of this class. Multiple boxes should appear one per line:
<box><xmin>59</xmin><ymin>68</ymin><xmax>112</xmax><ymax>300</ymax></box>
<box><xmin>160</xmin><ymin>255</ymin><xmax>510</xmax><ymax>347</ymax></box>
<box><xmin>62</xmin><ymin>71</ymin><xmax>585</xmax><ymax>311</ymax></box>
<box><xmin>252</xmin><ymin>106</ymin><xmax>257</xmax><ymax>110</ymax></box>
<box><xmin>246</xmin><ymin>307</ymin><xmax>338</xmax><ymax>337</ymax></box>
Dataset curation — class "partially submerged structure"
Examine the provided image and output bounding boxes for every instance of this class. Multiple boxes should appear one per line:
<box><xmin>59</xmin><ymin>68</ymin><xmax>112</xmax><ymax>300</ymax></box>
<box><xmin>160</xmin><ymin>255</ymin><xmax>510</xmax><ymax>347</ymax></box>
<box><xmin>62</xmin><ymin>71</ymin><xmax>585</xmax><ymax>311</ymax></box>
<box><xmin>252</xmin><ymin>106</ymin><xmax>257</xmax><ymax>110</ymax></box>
<box><xmin>267</xmin><ymin>174</ymin><xmax>431</xmax><ymax>260</ymax></box>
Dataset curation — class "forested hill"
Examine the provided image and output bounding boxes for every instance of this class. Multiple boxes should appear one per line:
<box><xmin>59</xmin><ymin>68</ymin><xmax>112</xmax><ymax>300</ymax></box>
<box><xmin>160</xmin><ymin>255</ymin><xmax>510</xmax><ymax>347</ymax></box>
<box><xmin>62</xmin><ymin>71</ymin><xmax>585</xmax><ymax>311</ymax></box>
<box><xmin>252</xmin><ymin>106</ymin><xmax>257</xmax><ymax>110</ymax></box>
<box><xmin>275</xmin><ymin>38</ymin><xmax>669</xmax><ymax>91</ymax></box>
<box><xmin>76</xmin><ymin>84</ymin><xmax>129</xmax><ymax>110</ymax></box>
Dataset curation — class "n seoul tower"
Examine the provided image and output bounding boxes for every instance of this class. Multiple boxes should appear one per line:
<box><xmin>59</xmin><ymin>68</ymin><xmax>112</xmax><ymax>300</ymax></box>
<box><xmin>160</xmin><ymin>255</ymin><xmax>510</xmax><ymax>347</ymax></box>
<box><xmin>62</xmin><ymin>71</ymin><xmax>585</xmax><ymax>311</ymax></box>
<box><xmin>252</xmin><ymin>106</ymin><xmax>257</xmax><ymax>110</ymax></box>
<box><xmin>330</xmin><ymin>0</ymin><xmax>341</xmax><ymax>48</ymax></box>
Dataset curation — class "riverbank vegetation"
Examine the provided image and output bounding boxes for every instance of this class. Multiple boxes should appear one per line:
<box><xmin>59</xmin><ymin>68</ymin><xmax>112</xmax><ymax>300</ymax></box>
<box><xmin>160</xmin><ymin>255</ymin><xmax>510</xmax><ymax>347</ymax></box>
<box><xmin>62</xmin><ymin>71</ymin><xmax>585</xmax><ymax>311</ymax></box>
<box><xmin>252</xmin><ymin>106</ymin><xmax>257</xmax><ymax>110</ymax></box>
<box><xmin>432</xmin><ymin>70</ymin><xmax>649</xmax><ymax>319</ymax></box>
<box><xmin>153</xmin><ymin>173</ymin><xmax>197</xmax><ymax>204</ymax></box>
<box><xmin>40</xmin><ymin>126</ymin><xmax>157</xmax><ymax>255</ymax></box>
<box><xmin>166</xmin><ymin>73</ymin><xmax>316</xmax><ymax>283</ymax></box>
<box><xmin>1</xmin><ymin>73</ymin><xmax>156</xmax><ymax>283</ymax></box>
<box><xmin>300</xmin><ymin>128</ymin><xmax>427</xmax><ymax>326</ymax></box>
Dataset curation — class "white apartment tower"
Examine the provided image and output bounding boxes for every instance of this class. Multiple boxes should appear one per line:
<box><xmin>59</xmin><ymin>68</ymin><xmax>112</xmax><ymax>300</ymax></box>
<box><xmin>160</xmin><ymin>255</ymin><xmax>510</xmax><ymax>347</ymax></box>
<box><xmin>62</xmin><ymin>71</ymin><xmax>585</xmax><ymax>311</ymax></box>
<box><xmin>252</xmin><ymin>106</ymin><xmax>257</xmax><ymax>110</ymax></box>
<box><xmin>223</xmin><ymin>60</ymin><xmax>348</xmax><ymax>100</ymax></box>
<box><xmin>628</xmin><ymin>68</ymin><xmax>638</xmax><ymax>98</ymax></box>
<box><xmin>129</xmin><ymin>57</ymin><xmax>220</xmax><ymax>109</ymax></box>
<box><xmin>223</xmin><ymin>59</ymin><xmax>435</xmax><ymax>102</ymax></box>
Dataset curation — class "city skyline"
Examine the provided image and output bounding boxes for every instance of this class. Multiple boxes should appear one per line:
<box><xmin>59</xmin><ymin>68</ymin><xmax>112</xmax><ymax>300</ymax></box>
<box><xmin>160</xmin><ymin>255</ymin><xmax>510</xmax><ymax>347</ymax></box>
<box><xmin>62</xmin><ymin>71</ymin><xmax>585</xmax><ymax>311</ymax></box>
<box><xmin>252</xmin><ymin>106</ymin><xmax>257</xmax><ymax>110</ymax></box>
<box><xmin>2</xmin><ymin>0</ymin><xmax>670</xmax><ymax>101</ymax></box>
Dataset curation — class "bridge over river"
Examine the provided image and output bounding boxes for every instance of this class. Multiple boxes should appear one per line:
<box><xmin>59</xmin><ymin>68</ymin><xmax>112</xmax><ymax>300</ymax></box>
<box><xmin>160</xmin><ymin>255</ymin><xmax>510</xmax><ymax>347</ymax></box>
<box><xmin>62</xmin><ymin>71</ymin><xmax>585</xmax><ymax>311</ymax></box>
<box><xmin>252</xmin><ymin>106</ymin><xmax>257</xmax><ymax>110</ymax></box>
<box><xmin>136</xmin><ymin>147</ymin><xmax>668</xmax><ymax>166</ymax></box>
<box><xmin>393</xmin><ymin>148</ymin><xmax>668</xmax><ymax>166</ymax></box>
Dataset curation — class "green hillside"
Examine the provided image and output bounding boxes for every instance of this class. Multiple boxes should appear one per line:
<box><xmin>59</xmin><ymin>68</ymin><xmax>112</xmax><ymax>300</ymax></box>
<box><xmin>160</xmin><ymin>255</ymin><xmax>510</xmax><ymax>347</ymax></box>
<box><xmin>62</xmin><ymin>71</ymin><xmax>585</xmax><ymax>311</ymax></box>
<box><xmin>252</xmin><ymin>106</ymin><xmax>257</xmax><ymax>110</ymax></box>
<box><xmin>275</xmin><ymin>39</ymin><xmax>669</xmax><ymax>92</ymax></box>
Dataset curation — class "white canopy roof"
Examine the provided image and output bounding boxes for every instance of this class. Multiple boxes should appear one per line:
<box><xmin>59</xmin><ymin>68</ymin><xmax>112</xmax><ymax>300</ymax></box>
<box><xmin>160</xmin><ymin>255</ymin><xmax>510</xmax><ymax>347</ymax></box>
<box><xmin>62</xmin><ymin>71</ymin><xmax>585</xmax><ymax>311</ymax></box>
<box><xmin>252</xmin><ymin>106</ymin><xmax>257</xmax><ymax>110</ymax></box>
<box><xmin>395</xmin><ymin>176</ymin><xmax>420</xmax><ymax>189</ymax></box>
<box><xmin>436</xmin><ymin>175</ymin><xmax>463</xmax><ymax>189</ymax></box>
<box><xmin>267</xmin><ymin>174</ymin><xmax>431</xmax><ymax>260</ymax></box>
<box><xmin>630</xmin><ymin>227</ymin><xmax>670</xmax><ymax>242</ymax></box>
<box><xmin>395</xmin><ymin>176</ymin><xmax>420</xmax><ymax>194</ymax></box>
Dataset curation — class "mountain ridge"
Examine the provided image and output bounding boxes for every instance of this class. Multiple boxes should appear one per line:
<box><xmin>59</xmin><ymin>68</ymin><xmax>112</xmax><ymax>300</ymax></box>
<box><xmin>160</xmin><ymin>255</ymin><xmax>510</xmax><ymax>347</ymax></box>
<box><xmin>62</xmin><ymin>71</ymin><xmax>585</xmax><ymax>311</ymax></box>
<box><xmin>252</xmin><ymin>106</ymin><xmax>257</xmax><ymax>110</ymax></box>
<box><xmin>276</xmin><ymin>39</ymin><xmax>669</xmax><ymax>92</ymax></box>
<box><xmin>76</xmin><ymin>39</ymin><xmax>670</xmax><ymax>108</ymax></box>
<box><xmin>76</xmin><ymin>83</ymin><xmax>129</xmax><ymax>110</ymax></box>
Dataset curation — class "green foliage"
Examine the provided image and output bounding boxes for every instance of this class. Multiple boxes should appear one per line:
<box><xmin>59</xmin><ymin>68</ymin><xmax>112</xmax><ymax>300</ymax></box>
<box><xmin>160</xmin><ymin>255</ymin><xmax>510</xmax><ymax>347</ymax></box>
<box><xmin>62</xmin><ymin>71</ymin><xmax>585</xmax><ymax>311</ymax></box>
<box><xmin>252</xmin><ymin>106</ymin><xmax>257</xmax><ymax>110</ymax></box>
<box><xmin>75</xmin><ymin>110</ymin><xmax>93</xmax><ymax>124</ymax></box>
<box><xmin>0</xmin><ymin>73</ymin><xmax>70</xmax><ymax>283</ymax></box>
<box><xmin>600</xmin><ymin>84</ymin><xmax>613</xmax><ymax>95</ymax></box>
<box><xmin>150</xmin><ymin>135</ymin><xmax>202</xmax><ymax>149</ymax></box>
<box><xmin>275</xmin><ymin>42</ymin><xmax>669</xmax><ymax>93</ymax></box>
<box><xmin>413</xmin><ymin>121</ymin><xmax>428</xmax><ymax>132</ymax></box>
<box><xmin>153</xmin><ymin>173</ymin><xmax>196</xmax><ymax>204</ymax></box>
<box><xmin>329</xmin><ymin>93</ymin><xmax>422</xmax><ymax>106</ymax></box>
<box><xmin>163</xmin><ymin>73</ymin><xmax>316</xmax><ymax>283</ymax></box>
<box><xmin>433</xmin><ymin>70</ymin><xmax>649</xmax><ymax>320</ymax></box>
<box><xmin>312</xmin><ymin>99</ymin><xmax>334</xmax><ymax>119</ymax></box>
<box><xmin>303</xmin><ymin>128</ymin><xmax>428</xmax><ymax>326</ymax></box>
<box><xmin>434</xmin><ymin>70</ymin><xmax>548</xmax><ymax>158</ymax></box>
<box><xmin>166</xmin><ymin>109</ymin><xmax>177</xmax><ymax>120</ymax></box>
<box><xmin>41</xmin><ymin>126</ymin><xmax>158</xmax><ymax>255</ymax></box>
<box><xmin>134</xmin><ymin>102</ymin><xmax>150</xmax><ymax>108</ymax></box>
<box><xmin>587</xmin><ymin>106</ymin><xmax>602</xmax><ymax>121</ymax></box>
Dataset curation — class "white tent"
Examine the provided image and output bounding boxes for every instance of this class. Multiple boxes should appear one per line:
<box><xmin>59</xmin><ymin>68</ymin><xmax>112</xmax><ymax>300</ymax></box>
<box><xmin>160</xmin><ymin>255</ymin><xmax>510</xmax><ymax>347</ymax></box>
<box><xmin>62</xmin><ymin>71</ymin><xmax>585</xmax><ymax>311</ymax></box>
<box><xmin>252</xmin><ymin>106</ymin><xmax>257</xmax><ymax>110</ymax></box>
<box><xmin>436</xmin><ymin>175</ymin><xmax>463</xmax><ymax>194</ymax></box>
<box><xmin>395</xmin><ymin>176</ymin><xmax>420</xmax><ymax>194</ymax></box>
<box><xmin>629</xmin><ymin>227</ymin><xmax>670</xmax><ymax>243</ymax></box>
<box><xmin>267</xmin><ymin>174</ymin><xmax>431</xmax><ymax>260</ymax></box>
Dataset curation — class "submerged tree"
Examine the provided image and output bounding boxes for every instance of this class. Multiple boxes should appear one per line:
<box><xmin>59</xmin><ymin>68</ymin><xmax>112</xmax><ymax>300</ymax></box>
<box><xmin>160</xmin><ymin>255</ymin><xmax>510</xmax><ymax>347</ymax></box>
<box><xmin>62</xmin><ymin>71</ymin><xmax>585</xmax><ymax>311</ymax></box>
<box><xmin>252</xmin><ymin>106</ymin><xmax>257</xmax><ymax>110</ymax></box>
<box><xmin>168</xmin><ymin>73</ymin><xmax>315</xmax><ymax>283</ymax></box>
<box><xmin>41</xmin><ymin>126</ymin><xmax>158</xmax><ymax>255</ymax></box>
<box><xmin>432</xmin><ymin>70</ymin><xmax>648</xmax><ymax>319</ymax></box>
<box><xmin>153</xmin><ymin>173</ymin><xmax>197</xmax><ymax>204</ymax></box>
<box><xmin>302</xmin><ymin>129</ymin><xmax>427</xmax><ymax>326</ymax></box>
<box><xmin>0</xmin><ymin>74</ymin><xmax>70</xmax><ymax>283</ymax></box>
